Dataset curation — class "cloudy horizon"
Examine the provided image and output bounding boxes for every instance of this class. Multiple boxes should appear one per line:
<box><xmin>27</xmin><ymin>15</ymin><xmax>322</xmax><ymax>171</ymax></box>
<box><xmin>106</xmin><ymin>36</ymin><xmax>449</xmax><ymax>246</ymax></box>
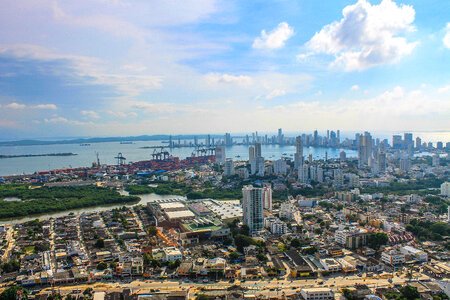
<box><xmin>0</xmin><ymin>0</ymin><xmax>449</xmax><ymax>140</ymax></box>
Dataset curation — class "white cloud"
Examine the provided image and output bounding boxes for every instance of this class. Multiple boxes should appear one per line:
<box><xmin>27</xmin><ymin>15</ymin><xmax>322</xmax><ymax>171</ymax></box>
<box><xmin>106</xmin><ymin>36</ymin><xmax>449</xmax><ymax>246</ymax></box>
<box><xmin>3</xmin><ymin>102</ymin><xmax>57</xmax><ymax>110</ymax></box>
<box><xmin>81</xmin><ymin>110</ymin><xmax>100</xmax><ymax>119</ymax></box>
<box><xmin>205</xmin><ymin>73</ymin><xmax>253</xmax><ymax>86</ymax></box>
<box><xmin>351</xmin><ymin>85</ymin><xmax>360</xmax><ymax>91</ymax></box>
<box><xmin>34</xmin><ymin>104</ymin><xmax>57</xmax><ymax>109</ymax></box>
<box><xmin>5</xmin><ymin>103</ymin><xmax>26</xmax><ymax>109</ymax></box>
<box><xmin>315</xmin><ymin>91</ymin><xmax>323</xmax><ymax>96</ymax></box>
<box><xmin>438</xmin><ymin>85</ymin><xmax>450</xmax><ymax>93</ymax></box>
<box><xmin>444</xmin><ymin>23</ymin><xmax>450</xmax><ymax>49</ymax></box>
<box><xmin>44</xmin><ymin>117</ymin><xmax>93</xmax><ymax>126</ymax></box>
<box><xmin>266</xmin><ymin>89</ymin><xmax>287</xmax><ymax>100</ymax></box>
<box><xmin>304</xmin><ymin>0</ymin><xmax>417</xmax><ymax>71</ymax></box>
<box><xmin>0</xmin><ymin>44</ymin><xmax>163</xmax><ymax>97</ymax></box>
<box><xmin>253</xmin><ymin>22</ymin><xmax>294</xmax><ymax>50</ymax></box>
<box><xmin>107</xmin><ymin>111</ymin><xmax>138</xmax><ymax>118</ymax></box>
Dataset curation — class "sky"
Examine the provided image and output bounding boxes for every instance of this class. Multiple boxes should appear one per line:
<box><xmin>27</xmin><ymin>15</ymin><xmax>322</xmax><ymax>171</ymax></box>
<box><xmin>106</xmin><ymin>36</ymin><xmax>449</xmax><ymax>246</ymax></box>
<box><xmin>0</xmin><ymin>0</ymin><xmax>449</xmax><ymax>140</ymax></box>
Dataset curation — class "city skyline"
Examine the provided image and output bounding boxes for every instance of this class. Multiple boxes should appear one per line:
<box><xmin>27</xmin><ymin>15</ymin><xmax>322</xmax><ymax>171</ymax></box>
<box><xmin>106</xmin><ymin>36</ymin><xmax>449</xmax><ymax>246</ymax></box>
<box><xmin>0</xmin><ymin>0</ymin><xmax>449</xmax><ymax>139</ymax></box>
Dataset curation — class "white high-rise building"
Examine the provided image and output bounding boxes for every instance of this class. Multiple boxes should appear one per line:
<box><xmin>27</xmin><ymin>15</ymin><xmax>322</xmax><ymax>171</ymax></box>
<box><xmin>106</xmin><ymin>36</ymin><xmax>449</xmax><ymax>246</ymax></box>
<box><xmin>215</xmin><ymin>146</ymin><xmax>226</xmax><ymax>164</ymax></box>
<box><xmin>310</xmin><ymin>165</ymin><xmax>317</xmax><ymax>182</ymax></box>
<box><xmin>248</xmin><ymin>146</ymin><xmax>255</xmax><ymax>161</ymax></box>
<box><xmin>279</xmin><ymin>201</ymin><xmax>294</xmax><ymax>220</ymax></box>
<box><xmin>400</xmin><ymin>158</ymin><xmax>411</xmax><ymax>172</ymax></box>
<box><xmin>294</xmin><ymin>136</ymin><xmax>303</xmax><ymax>169</ymax></box>
<box><xmin>441</xmin><ymin>182</ymin><xmax>450</xmax><ymax>197</ymax></box>
<box><xmin>242</xmin><ymin>185</ymin><xmax>264</xmax><ymax>235</ymax></box>
<box><xmin>340</xmin><ymin>151</ymin><xmax>346</xmax><ymax>162</ymax></box>
<box><xmin>224</xmin><ymin>159</ymin><xmax>234</xmax><ymax>176</ymax></box>
<box><xmin>262</xmin><ymin>186</ymin><xmax>272</xmax><ymax>211</ymax></box>
<box><xmin>273</xmin><ymin>159</ymin><xmax>287</xmax><ymax>175</ymax></box>
<box><xmin>298</xmin><ymin>164</ymin><xmax>309</xmax><ymax>183</ymax></box>
<box><xmin>317</xmin><ymin>167</ymin><xmax>324</xmax><ymax>183</ymax></box>
<box><xmin>254</xmin><ymin>142</ymin><xmax>262</xmax><ymax>158</ymax></box>
<box><xmin>378</xmin><ymin>152</ymin><xmax>386</xmax><ymax>173</ymax></box>
<box><xmin>432</xmin><ymin>154</ymin><xmax>440</xmax><ymax>167</ymax></box>
<box><xmin>349</xmin><ymin>174</ymin><xmax>359</xmax><ymax>187</ymax></box>
<box><xmin>250</xmin><ymin>156</ymin><xmax>265</xmax><ymax>176</ymax></box>
<box><xmin>334</xmin><ymin>169</ymin><xmax>343</xmax><ymax>186</ymax></box>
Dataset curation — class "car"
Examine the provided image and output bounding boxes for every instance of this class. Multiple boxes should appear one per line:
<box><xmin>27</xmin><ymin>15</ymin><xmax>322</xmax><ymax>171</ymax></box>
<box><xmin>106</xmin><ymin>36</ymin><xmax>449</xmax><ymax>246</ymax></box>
<box><xmin>185</xmin><ymin>279</ymin><xmax>190</xmax><ymax>283</ymax></box>
<box><xmin>203</xmin><ymin>279</ymin><xmax>209</xmax><ymax>283</ymax></box>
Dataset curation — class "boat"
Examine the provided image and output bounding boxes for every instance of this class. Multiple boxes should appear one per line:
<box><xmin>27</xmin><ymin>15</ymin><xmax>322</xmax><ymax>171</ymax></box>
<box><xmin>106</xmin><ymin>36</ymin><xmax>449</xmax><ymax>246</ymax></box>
<box><xmin>235</xmin><ymin>155</ymin><xmax>241</xmax><ymax>158</ymax></box>
<box><xmin>120</xmin><ymin>141</ymin><xmax>133</xmax><ymax>144</ymax></box>
<box><xmin>80</xmin><ymin>143</ymin><xmax>91</xmax><ymax>146</ymax></box>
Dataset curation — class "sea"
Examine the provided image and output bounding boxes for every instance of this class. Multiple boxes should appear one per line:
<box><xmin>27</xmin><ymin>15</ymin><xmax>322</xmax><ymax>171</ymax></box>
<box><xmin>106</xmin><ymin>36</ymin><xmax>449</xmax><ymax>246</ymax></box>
<box><xmin>0</xmin><ymin>140</ymin><xmax>357</xmax><ymax>176</ymax></box>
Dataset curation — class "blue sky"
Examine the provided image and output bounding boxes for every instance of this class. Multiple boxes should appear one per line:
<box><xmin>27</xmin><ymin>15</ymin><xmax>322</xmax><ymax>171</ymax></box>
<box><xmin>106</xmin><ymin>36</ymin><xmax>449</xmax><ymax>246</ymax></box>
<box><xmin>0</xmin><ymin>0</ymin><xmax>449</xmax><ymax>140</ymax></box>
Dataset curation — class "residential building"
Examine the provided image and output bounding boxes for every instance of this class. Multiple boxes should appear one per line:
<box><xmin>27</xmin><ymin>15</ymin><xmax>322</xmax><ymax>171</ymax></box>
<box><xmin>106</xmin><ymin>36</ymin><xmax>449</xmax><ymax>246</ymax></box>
<box><xmin>242</xmin><ymin>185</ymin><xmax>264</xmax><ymax>235</ymax></box>
<box><xmin>224</xmin><ymin>159</ymin><xmax>234</xmax><ymax>176</ymax></box>
<box><xmin>300</xmin><ymin>288</ymin><xmax>334</xmax><ymax>300</ymax></box>
<box><xmin>381</xmin><ymin>250</ymin><xmax>405</xmax><ymax>265</ymax></box>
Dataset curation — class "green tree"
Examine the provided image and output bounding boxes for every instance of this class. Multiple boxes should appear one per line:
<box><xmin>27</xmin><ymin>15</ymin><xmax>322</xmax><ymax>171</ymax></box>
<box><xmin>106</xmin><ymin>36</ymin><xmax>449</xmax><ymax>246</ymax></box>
<box><xmin>195</xmin><ymin>294</ymin><xmax>209</xmax><ymax>300</ymax></box>
<box><xmin>0</xmin><ymin>286</ymin><xmax>28</xmax><ymax>300</ymax></box>
<box><xmin>399</xmin><ymin>285</ymin><xmax>420</xmax><ymax>300</ymax></box>
<box><xmin>234</xmin><ymin>234</ymin><xmax>254</xmax><ymax>252</ymax></box>
<box><xmin>229</xmin><ymin>252</ymin><xmax>240</xmax><ymax>261</ymax></box>
<box><xmin>148</xmin><ymin>226</ymin><xmax>158</xmax><ymax>236</ymax></box>
<box><xmin>83</xmin><ymin>288</ymin><xmax>93</xmax><ymax>296</ymax></box>
<box><xmin>342</xmin><ymin>289</ymin><xmax>356</xmax><ymax>300</ymax></box>
<box><xmin>367</xmin><ymin>232</ymin><xmax>389</xmax><ymax>250</ymax></box>
<box><xmin>97</xmin><ymin>261</ymin><xmax>108</xmax><ymax>270</ymax></box>
<box><xmin>95</xmin><ymin>238</ymin><xmax>104</xmax><ymax>248</ymax></box>
<box><xmin>290</xmin><ymin>238</ymin><xmax>301</xmax><ymax>248</ymax></box>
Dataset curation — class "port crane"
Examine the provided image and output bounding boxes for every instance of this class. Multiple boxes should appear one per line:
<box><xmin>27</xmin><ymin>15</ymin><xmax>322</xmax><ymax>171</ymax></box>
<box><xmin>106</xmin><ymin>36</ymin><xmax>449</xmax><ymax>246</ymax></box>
<box><xmin>115</xmin><ymin>153</ymin><xmax>126</xmax><ymax>166</ymax></box>
<box><xmin>152</xmin><ymin>147</ymin><xmax>170</xmax><ymax>160</ymax></box>
<box><xmin>191</xmin><ymin>146</ymin><xmax>216</xmax><ymax>157</ymax></box>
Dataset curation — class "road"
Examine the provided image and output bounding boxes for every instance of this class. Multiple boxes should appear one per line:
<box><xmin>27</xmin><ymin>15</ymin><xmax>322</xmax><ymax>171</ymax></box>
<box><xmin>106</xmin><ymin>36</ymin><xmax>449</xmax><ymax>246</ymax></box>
<box><xmin>1</xmin><ymin>226</ymin><xmax>14</xmax><ymax>262</ymax></box>
<box><xmin>37</xmin><ymin>271</ymin><xmax>434</xmax><ymax>298</ymax></box>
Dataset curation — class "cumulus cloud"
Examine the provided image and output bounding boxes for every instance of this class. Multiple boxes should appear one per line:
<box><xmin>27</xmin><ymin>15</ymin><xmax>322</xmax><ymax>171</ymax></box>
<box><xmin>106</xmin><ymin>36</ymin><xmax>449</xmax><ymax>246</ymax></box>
<box><xmin>0</xmin><ymin>44</ymin><xmax>163</xmax><ymax>97</ymax></box>
<box><xmin>5</xmin><ymin>103</ymin><xmax>26</xmax><ymax>109</ymax></box>
<box><xmin>304</xmin><ymin>0</ymin><xmax>417</xmax><ymax>71</ymax></box>
<box><xmin>444</xmin><ymin>23</ymin><xmax>450</xmax><ymax>49</ymax></box>
<box><xmin>81</xmin><ymin>110</ymin><xmax>100</xmax><ymax>119</ymax></box>
<box><xmin>438</xmin><ymin>85</ymin><xmax>450</xmax><ymax>93</ymax></box>
<box><xmin>107</xmin><ymin>111</ymin><xmax>138</xmax><ymax>118</ymax></box>
<box><xmin>266</xmin><ymin>89</ymin><xmax>287</xmax><ymax>100</ymax></box>
<box><xmin>4</xmin><ymin>102</ymin><xmax>57</xmax><ymax>110</ymax></box>
<box><xmin>205</xmin><ymin>73</ymin><xmax>253</xmax><ymax>86</ymax></box>
<box><xmin>253</xmin><ymin>22</ymin><xmax>294</xmax><ymax>50</ymax></box>
<box><xmin>351</xmin><ymin>85</ymin><xmax>360</xmax><ymax>91</ymax></box>
<box><xmin>44</xmin><ymin>117</ymin><xmax>93</xmax><ymax>126</ymax></box>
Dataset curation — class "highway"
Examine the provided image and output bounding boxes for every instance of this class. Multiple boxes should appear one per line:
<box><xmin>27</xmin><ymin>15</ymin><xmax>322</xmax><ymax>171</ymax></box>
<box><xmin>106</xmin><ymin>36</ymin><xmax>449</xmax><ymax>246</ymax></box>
<box><xmin>37</xmin><ymin>270</ymin><xmax>434</xmax><ymax>298</ymax></box>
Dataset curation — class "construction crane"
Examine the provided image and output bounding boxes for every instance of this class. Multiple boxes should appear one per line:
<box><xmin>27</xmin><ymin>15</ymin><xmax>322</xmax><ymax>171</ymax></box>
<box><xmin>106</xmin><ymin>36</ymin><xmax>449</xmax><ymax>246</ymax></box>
<box><xmin>115</xmin><ymin>152</ymin><xmax>126</xmax><ymax>166</ymax></box>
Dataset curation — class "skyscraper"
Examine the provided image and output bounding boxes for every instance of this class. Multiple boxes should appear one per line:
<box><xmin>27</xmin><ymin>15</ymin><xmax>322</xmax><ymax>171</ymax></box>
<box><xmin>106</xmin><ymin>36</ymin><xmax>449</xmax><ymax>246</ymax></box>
<box><xmin>358</xmin><ymin>132</ymin><xmax>372</xmax><ymax>168</ymax></box>
<box><xmin>242</xmin><ymin>185</ymin><xmax>264</xmax><ymax>235</ymax></box>
<box><xmin>224</xmin><ymin>159</ymin><xmax>234</xmax><ymax>176</ymax></box>
<box><xmin>254</xmin><ymin>142</ymin><xmax>262</xmax><ymax>158</ymax></box>
<box><xmin>248</xmin><ymin>146</ymin><xmax>255</xmax><ymax>161</ymax></box>
<box><xmin>392</xmin><ymin>135</ymin><xmax>402</xmax><ymax>149</ymax></box>
<box><xmin>262</xmin><ymin>186</ymin><xmax>272</xmax><ymax>212</ymax></box>
<box><xmin>378</xmin><ymin>151</ymin><xmax>386</xmax><ymax>173</ymax></box>
<box><xmin>294</xmin><ymin>136</ymin><xmax>303</xmax><ymax>169</ymax></box>
<box><xmin>224</xmin><ymin>133</ymin><xmax>232</xmax><ymax>146</ymax></box>
<box><xmin>215</xmin><ymin>146</ymin><xmax>226</xmax><ymax>164</ymax></box>
<box><xmin>277</xmin><ymin>128</ymin><xmax>284</xmax><ymax>145</ymax></box>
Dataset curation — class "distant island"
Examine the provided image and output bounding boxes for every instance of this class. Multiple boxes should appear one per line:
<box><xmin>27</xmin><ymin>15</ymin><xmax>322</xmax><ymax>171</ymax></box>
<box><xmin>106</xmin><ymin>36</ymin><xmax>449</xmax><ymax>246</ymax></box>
<box><xmin>0</xmin><ymin>134</ymin><xmax>226</xmax><ymax>147</ymax></box>
<box><xmin>0</xmin><ymin>153</ymin><xmax>77</xmax><ymax>159</ymax></box>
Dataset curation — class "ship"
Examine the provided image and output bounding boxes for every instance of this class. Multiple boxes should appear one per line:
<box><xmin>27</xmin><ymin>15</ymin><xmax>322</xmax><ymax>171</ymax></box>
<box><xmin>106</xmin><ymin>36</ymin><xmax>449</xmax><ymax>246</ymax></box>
<box><xmin>120</xmin><ymin>141</ymin><xmax>133</xmax><ymax>144</ymax></box>
<box><xmin>80</xmin><ymin>143</ymin><xmax>91</xmax><ymax>146</ymax></box>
